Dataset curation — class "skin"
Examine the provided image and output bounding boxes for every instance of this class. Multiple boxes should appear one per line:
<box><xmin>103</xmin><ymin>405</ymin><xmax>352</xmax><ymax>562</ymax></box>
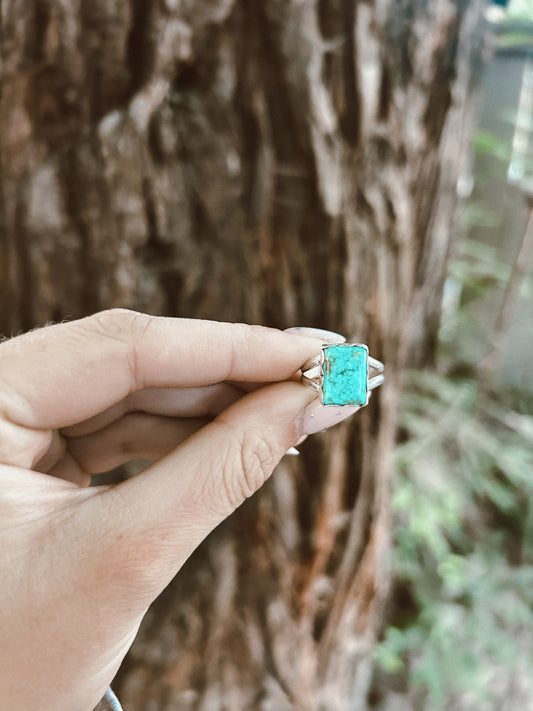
<box><xmin>0</xmin><ymin>309</ymin><xmax>324</xmax><ymax>711</ymax></box>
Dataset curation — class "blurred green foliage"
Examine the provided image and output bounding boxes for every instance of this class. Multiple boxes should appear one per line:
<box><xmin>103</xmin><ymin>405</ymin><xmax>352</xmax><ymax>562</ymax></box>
<box><xmin>374</xmin><ymin>145</ymin><xmax>533</xmax><ymax>706</ymax></box>
<box><xmin>473</xmin><ymin>129</ymin><xmax>513</xmax><ymax>164</ymax></box>
<box><xmin>375</xmin><ymin>300</ymin><xmax>533</xmax><ymax>705</ymax></box>
<box><xmin>375</xmin><ymin>361</ymin><xmax>533</xmax><ymax>705</ymax></box>
<box><xmin>374</xmin><ymin>5</ymin><xmax>533</xmax><ymax>702</ymax></box>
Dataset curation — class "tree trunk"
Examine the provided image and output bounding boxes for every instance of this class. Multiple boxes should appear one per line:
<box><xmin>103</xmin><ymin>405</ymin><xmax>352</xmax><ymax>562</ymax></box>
<box><xmin>0</xmin><ymin>1</ymin><xmax>487</xmax><ymax>709</ymax></box>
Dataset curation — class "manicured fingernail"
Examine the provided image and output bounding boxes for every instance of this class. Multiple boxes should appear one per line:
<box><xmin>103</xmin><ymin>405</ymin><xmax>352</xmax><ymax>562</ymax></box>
<box><xmin>300</xmin><ymin>398</ymin><xmax>360</xmax><ymax>435</ymax></box>
<box><xmin>285</xmin><ymin>433</ymin><xmax>308</xmax><ymax>455</ymax></box>
<box><xmin>284</xmin><ymin>326</ymin><xmax>346</xmax><ymax>343</ymax></box>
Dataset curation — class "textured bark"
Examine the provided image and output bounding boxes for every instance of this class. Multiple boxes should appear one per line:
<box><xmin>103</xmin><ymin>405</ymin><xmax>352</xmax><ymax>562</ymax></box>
<box><xmin>0</xmin><ymin>1</ymin><xmax>487</xmax><ymax>709</ymax></box>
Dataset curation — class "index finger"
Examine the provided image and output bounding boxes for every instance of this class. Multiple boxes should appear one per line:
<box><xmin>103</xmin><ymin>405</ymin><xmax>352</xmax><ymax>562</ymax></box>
<box><xmin>0</xmin><ymin>309</ymin><xmax>321</xmax><ymax>429</ymax></box>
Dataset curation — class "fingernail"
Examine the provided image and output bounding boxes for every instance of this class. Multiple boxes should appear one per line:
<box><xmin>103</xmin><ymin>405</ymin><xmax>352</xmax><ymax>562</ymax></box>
<box><xmin>284</xmin><ymin>326</ymin><xmax>346</xmax><ymax>344</ymax></box>
<box><xmin>299</xmin><ymin>399</ymin><xmax>360</xmax><ymax>435</ymax></box>
<box><xmin>285</xmin><ymin>433</ymin><xmax>308</xmax><ymax>455</ymax></box>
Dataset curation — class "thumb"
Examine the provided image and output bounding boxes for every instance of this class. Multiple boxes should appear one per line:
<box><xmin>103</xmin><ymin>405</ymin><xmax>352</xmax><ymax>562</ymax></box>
<box><xmin>88</xmin><ymin>381</ymin><xmax>317</xmax><ymax>599</ymax></box>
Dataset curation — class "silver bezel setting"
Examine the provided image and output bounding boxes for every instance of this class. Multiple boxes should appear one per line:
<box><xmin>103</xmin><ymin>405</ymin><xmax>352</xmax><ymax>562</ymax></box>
<box><xmin>300</xmin><ymin>342</ymin><xmax>384</xmax><ymax>407</ymax></box>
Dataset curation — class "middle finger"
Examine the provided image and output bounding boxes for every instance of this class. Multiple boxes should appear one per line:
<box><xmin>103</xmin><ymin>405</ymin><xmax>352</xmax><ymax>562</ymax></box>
<box><xmin>62</xmin><ymin>383</ymin><xmax>243</xmax><ymax>438</ymax></box>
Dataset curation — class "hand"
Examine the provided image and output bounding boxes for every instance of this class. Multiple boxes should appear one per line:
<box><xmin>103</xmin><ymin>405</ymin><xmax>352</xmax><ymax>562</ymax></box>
<box><xmin>0</xmin><ymin>309</ymin><xmax>324</xmax><ymax>711</ymax></box>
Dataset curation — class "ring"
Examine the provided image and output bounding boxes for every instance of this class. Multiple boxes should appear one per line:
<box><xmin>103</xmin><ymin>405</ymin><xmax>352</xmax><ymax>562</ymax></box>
<box><xmin>300</xmin><ymin>343</ymin><xmax>384</xmax><ymax>407</ymax></box>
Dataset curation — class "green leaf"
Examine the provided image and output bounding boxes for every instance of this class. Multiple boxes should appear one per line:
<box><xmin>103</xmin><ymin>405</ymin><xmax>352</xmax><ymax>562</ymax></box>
<box><xmin>474</xmin><ymin>129</ymin><xmax>512</xmax><ymax>161</ymax></box>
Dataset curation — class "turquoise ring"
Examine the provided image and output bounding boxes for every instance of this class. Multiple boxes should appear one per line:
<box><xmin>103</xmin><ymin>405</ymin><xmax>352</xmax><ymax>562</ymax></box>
<box><xmin>300</xmin><ymin>343</ymin><xmax>384</xmax><ymax>407</ymax></box>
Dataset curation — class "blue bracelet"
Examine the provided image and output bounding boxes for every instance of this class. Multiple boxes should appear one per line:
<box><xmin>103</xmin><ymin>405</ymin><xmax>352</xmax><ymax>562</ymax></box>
<box><xmin>100</xmin><ymin>688</ymin><xmax>123</xmax><ymax>711</ymax></box>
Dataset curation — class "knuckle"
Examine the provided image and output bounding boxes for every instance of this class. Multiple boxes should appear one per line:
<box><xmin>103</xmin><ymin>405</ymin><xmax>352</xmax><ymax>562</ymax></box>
<box><xmin>87</xmin><ymin>308</ymin><xmax>146</xmax><ymax>337</ymax></box>
<box><xmin>82</xmin><ymin>309</ymin><xmax>154</xmax><ymax>387</ymax></box>
<box><xmin>224</xmin><ymin>323</ymin><xmax>254</xmax><ymax>380</ymax></box>
<box><xmin>204</xmin><ymin>421</ymin><xmax>281</xmax><ymax>515</ymax></box>
<box><xmin>233</xmin><ymin>427</ymin><xmax>279</xmax><ymax>504</ymax></box>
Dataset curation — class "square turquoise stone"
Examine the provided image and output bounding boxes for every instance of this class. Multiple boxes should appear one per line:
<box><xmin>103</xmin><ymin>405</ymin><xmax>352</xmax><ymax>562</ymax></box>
<box><xmin>322</xmin><ymin>344</ymin><xmax>368</xmax><ymax>406</ymax></box>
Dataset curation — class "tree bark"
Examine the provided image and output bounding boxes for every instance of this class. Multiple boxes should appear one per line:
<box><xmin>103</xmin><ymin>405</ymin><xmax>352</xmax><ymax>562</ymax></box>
<box><xmin>0</xmin><ymin>1</ymin><xmax>487</xmax><ymax>709</ymax></box>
